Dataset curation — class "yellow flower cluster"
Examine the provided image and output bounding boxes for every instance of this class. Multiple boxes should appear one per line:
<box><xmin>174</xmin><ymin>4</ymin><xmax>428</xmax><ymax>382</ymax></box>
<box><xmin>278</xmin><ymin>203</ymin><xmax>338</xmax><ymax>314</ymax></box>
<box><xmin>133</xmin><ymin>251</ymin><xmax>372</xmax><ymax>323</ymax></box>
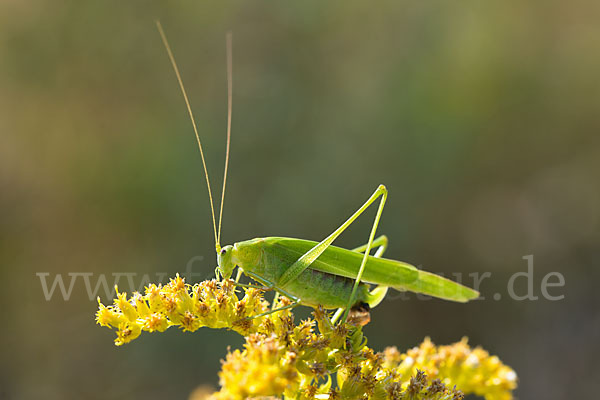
<box><xmin>214</xmin><ymin>333</ymin><xmax>299</xmax><ymax>399</ymax></box>
<box><xmin>210</xmin><ymin>307</ymin><xmax>476</xmax><ymax>400</ymax></box>
<box><xmin>382</xmin><ymin>338</ymin><xmax>517</xmax><ymax>400</ymax></box>
<box><xmin>95</xmin><ymin>276</ymin><xmax>517</xmax><ymax>400</ymax></box>
<box><xmin>96</xmin><ymin>274</ymin><xmax>277</xmax><ymax>345</ymax></box>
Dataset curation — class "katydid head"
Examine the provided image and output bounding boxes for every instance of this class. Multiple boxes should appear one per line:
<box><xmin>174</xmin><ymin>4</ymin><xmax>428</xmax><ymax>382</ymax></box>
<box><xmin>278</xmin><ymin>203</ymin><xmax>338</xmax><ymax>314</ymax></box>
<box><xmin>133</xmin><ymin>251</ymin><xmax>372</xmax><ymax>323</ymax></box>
<box><xmin>217</xmin><ymin>245</ymin><xmax>235</xmax><ymax>279</ymax></box>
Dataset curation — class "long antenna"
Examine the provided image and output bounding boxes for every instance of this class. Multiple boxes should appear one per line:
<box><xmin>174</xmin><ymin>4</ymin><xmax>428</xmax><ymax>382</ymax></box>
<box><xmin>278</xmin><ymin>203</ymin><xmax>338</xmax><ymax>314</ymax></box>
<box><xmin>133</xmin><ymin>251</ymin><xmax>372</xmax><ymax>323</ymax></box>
<box><xmin>217</xmin><ymin>32</ymin><xmax>233</xmax><ymax>246</ymax></box>
<box><xmin>156</xmin><ymin>21</ymin><xmax>219</xmax><ymax>250</ymax></box>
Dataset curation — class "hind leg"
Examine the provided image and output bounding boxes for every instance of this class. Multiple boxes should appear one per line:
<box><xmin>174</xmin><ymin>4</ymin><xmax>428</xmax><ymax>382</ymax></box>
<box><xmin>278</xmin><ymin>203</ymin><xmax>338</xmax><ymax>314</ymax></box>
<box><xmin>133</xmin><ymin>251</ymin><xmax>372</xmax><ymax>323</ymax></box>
<box><xmin>331</xmin><ymin>235</ymin><xmax>390</xmax><ymax>324</ymax></box>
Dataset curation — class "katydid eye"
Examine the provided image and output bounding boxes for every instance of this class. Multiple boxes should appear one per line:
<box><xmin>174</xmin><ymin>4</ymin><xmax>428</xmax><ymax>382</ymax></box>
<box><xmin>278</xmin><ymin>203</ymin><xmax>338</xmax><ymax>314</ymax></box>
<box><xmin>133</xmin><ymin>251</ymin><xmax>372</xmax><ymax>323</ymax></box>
<box><xmin>220</xmin><ymin>248</ymin><xmax>227</xmax><ymax>255</ymax></box>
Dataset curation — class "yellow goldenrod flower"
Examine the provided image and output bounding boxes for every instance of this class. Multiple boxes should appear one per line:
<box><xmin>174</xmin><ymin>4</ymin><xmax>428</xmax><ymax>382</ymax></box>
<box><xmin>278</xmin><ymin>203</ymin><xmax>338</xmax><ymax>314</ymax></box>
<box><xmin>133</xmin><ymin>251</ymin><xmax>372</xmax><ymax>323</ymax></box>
<box><xmin>114</xmin><ymin>286</ymin><xmax>138</xmax><ymax>322</ymax></box>
<box><xmin>143</xmin><ymin>312</ymin><xmax>169</xmax><ymax>332</ymax></box>
<box><xmin>95</xmin><ymin>297</ymin><xmax>122</xmax><ymax>328</ymax></box>
<box><xmin>96</xmin><ymin>276</ymin><xmax>278</xmax><ymax>345</ymax></box>
<box><xmin>96</xmin><ymin>276</ymin><xmax>517</xmax><ymax>399</ymax></box>
<box><xmin>217</xmin><ymin>333</ymin><xmax>298</xmax><ymax>399</ymax></box>
<box><xmin>211</xmin><ymin>307</ymin><xmax>476</xmax><ymax>400</ymax></box>
<box><xmin>114</xmin><ymin>321</ymin><xmax>142</xmax><ymax>346</ymax></box>
<box><xmin>382</xmin><ymin>337</ymin><xmax>517</xmax><ymax>400</ymax></box>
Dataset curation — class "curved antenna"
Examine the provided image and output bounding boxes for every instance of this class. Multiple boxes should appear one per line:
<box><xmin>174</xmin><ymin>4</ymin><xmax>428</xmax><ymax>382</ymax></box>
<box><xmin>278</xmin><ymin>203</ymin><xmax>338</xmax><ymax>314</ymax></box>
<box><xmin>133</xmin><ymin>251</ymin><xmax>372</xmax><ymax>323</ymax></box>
<box><xmin>156</xmin><ymin>21</ymin><xmax>218</xmax><ymax>250</ymax></box>
<box><xmin>217</xmin><ymin>32</ymin><xmax>233</xmax><ymax>247</ymax></box>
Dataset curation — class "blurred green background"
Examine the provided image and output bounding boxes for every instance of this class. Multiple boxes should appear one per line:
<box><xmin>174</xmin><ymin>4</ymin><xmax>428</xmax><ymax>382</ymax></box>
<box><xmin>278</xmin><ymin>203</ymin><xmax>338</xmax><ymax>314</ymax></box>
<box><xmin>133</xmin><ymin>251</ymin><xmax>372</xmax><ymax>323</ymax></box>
<box><xmin>1</xmin><ymin>1</ymin><xmax>598</xmax><ymax>399</ymax></box>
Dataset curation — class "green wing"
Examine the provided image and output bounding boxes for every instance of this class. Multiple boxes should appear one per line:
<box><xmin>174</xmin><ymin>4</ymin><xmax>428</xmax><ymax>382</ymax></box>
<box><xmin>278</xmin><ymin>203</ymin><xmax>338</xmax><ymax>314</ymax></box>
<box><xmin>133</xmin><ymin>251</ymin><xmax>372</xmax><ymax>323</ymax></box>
<box><xmin>262</xmin><ymin>237</ymin><xmax>479</xmax><ymax>303</ymax></box>
<box><xmin>399</xmin><ymin>269</ymin><xmax>480</xmax><ymax>302</ymax></box>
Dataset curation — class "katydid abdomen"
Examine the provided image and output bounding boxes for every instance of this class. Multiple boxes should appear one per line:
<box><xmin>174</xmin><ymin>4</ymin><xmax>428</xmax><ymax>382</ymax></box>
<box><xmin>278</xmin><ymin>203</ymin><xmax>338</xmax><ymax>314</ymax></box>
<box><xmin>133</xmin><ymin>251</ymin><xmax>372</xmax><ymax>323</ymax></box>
<box><xmin>276</xmin><ymin>268</ymin><xmax>371</xmax><ymax>309</ymax></box>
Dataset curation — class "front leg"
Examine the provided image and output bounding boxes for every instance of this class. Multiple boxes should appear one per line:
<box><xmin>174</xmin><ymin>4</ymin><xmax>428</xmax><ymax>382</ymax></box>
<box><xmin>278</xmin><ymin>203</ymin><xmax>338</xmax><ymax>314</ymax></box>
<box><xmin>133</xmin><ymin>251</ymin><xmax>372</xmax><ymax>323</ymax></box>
<box><xmin>247</xmin><ymin>298</ymin><xmax>300</xmax><ymax>320</ymax></box>
<box><xmin>244</xmin><ymin>270</ymin><xmax>299</xmax><ymax>302</ymax></box>
<box><xmin>239</xmin><ymin>270</ymin><xmax>301</xmax><ymax>319</ymax></box>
